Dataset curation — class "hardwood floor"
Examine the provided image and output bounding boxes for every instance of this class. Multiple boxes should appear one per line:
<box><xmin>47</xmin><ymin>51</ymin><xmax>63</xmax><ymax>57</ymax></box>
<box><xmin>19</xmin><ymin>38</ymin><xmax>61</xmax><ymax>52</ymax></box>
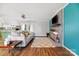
<box><xmin>0</xmin><ymin>40</ymin><xmax>74</xmax><ymax>56</ymax></box>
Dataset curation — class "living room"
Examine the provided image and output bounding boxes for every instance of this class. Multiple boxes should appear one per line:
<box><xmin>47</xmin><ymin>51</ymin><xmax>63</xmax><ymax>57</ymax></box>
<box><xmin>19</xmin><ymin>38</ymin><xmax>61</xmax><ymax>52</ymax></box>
<box><xmin>0</xmin><ymin>3</ymin><xmax>75</xmax><ymax>56</ymax></box>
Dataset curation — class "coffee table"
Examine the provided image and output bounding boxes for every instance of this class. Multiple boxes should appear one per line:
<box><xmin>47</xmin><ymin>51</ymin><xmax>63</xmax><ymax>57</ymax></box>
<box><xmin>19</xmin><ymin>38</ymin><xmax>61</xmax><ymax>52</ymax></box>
<box><xmin>8</xmin><ymin>40</ymin><xmax>22</xmax><ymax>56</ymax></box>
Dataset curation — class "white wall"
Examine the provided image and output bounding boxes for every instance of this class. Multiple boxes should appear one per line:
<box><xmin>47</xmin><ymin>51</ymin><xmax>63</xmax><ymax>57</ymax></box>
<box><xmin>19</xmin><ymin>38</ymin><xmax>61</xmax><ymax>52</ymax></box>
<box><xmin>57</xmin><ymin>9</ymin><xmax>64</xmax><ymax>45</ymax></box>
<box><xmin>33</xmin><ymin>21</ymin><xmax>49</xmax><ymax>36</ymax></box>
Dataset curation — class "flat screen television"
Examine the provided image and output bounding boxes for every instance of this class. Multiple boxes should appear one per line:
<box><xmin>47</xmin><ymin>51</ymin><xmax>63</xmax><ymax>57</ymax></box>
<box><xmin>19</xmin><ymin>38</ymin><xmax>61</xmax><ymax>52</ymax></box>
<box><xmin>52</xmin><ymin>15</ymin><xmax>58</xmax><ymax>24</ymax></box>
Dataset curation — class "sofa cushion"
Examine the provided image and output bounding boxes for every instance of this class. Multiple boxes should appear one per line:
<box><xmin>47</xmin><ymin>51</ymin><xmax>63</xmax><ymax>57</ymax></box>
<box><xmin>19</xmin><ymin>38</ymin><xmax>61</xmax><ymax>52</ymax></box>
<box><xmin>21</xmin><ymin>31</ymin><xmax>29</xmax><ymax>37</ymax></box>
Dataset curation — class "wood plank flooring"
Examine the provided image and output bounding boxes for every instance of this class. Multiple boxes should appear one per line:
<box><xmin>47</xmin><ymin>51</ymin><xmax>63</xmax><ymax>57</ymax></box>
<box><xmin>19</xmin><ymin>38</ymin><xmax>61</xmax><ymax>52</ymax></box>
<box><xmin>0</xmin><ymin>40</ymin><xmax>74</xmax><ymax>56</ymax></box>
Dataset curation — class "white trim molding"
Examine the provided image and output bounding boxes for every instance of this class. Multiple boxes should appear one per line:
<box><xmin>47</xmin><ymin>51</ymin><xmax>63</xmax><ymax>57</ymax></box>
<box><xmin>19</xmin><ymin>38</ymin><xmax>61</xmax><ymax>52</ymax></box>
<box><xmin>63</xmin><ymin>45</ymin><xmax>78</xmax><ymax>56</ymax></box>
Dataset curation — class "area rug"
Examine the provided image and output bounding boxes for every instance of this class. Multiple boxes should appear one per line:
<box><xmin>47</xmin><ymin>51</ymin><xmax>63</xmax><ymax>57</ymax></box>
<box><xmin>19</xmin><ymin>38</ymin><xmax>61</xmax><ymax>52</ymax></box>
<box><xmin>31</xmin><ymin>37</ymin><xmax>57</xmax><ymax>48</ymax></box>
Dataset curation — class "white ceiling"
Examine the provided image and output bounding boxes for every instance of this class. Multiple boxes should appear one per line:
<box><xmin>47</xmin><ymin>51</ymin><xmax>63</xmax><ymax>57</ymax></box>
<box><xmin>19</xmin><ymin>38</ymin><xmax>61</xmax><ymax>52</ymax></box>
<box><xmin>0</xmin><ymin>3</ymin><xmax>66</xmax><ymax>24</ymax></box>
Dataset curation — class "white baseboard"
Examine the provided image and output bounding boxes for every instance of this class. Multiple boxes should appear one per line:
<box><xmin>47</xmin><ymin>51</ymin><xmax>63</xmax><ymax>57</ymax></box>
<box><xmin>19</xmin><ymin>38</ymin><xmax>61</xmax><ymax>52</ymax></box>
<box><xmin>63</xmin><ymin>45</ymin><xmax>78</xmax><ymax>56</ymax></box>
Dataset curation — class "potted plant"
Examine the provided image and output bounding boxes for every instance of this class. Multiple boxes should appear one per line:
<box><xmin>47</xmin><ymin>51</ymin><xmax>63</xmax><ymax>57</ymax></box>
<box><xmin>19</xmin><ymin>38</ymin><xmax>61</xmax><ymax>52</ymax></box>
<box><xmin>0</xmin><ymin>31</ymin><xmax>2</xmax><ymax>40</ymax></box>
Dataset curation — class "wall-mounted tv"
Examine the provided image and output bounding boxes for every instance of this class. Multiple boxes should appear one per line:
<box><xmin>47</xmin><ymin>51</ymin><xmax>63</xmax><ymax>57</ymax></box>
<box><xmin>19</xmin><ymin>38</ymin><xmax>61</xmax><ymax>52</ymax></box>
<box><xmin>52</xmin><ymin>15</ymin><xmax>58</xmax><ymax>24</ymax></box>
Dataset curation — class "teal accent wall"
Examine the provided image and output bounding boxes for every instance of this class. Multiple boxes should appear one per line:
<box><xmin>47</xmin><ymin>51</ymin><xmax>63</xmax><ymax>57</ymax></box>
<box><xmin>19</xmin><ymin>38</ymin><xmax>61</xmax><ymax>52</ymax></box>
<box><xmin>64</xmin><ymin>3</ymin><xmax>79</xmax><ymax>55</ymax></box>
